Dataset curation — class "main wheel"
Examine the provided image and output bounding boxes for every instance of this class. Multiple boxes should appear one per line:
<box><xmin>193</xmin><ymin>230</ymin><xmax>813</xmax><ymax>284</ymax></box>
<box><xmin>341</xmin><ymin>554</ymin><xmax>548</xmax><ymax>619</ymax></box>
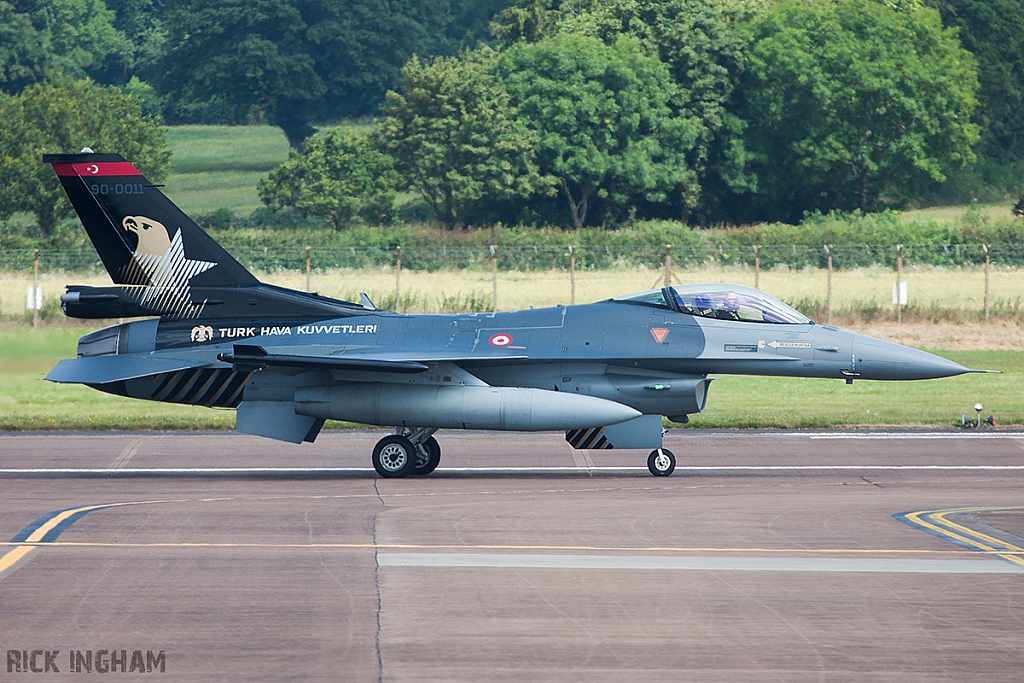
<box><xmin>372</xmin><ymin>435</ymin><xmax>416</xmax><ymax>478</ymax></box>
<box><xmin>647</xmin><ymin>448</ymin><xmax>676</xmax><ymax>477</ymax></box>
<box><xmin>411</xmin><ymin>436</ymin><xmax>441</xmax><ymax>476</ymax></box>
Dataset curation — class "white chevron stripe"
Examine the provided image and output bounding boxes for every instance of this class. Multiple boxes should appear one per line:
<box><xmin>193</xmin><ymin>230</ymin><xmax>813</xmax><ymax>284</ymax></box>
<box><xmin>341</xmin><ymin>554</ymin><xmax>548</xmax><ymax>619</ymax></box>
<box><xmin>130</xmin><ymin>229</ymin><xmax>216</xmax><ymax>317</ymax></box>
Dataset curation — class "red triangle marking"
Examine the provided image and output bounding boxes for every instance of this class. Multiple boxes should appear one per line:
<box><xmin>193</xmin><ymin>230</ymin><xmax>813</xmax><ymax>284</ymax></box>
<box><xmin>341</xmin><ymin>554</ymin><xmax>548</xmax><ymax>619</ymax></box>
<box><xmin>650</xmin><ymin>328</ymin><xmax>669</xmax><ymax>343</ymax></box>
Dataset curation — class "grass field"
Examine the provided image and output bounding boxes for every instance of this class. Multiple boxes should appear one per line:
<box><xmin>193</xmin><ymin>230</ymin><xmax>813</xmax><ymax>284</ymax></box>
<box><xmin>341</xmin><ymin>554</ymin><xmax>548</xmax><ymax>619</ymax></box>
<box><xmin>902</xmin><ymin>201</ymin><xmax>1018</xmax><ymax>224</ymax></box>
<box><xmin>1</xmin><ymin>327</ymin><xmax>1021</xmax><ymax>430</ymax></box>
<box><xmin>164</xmin><ymin>125</ymin><xmax>291</xmax><ymax>216</ymax></box>
<box><xmin>3</xmin><ymin>262</ymin><xmax>1020</xmax><ymax>328</ymax></box>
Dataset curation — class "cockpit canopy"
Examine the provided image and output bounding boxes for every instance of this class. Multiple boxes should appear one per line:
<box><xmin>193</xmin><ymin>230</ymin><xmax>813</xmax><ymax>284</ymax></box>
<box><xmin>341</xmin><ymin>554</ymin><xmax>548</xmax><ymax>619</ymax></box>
<box><xmin>612</xmin><ymin>284</ymin><xmax>812</xmax><ymax>324</ymax></box>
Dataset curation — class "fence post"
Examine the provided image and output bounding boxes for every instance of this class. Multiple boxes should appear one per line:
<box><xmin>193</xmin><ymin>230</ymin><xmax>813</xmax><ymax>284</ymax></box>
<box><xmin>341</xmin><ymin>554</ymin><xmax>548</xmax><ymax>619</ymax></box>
<box><xmin>305</xmin><ymin>246</ymin><xmax>312</xmax><ymax>293</ymax></box>
<box><xmin>824</xmin><ymin>245</ymin><xmax>833</xmax><ymax>325</ymax></box>
<box><xmin>395</xmin><ymin>245</ymin><xmax>402</xmax><ymax>313</ymax></box>
<box><xmin>569</xmin><ymin>245</ymin><xmax>576</xmax><ymax>305</ymax></box>
<box><xmin>895</xmin><ymin>244</ymin><xmax>903</xmax><ymax>324</ymax></box>
<box><xmin>32</xmin><ymin>248</ymin><xmax>40</xmax><ymax>328</ymax></box>
<box><xmin>753</xmin><ymin>245</ymin><xmax>761</xmax><ymax>290</ymax></box>
<box><xmin>983</xmin><ymin>244</ymin><xmax>990</xmax><ymax>322</ymax></box>
<box><xmin>663</xmin><ymin>244</ymin><xmax>673</xmax><ymax>288</ymax></box>
<box><xmin>490</xmin><ymin>245</ymin><xmax>498</xmax><ymax>312</ymax></box>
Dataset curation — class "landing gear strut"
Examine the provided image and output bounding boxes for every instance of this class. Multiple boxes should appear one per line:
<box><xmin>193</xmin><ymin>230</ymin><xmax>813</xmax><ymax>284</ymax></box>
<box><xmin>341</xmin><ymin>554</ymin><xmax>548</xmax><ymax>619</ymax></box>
<box><xmin>413</xmin><ymin>436</ymin><xmax>441</xmax><ymax>475</ymax></box>
<box><xmin>371</xmin><ymin>428</ymin><xmax>441</xmax><ymax>478</ymax></box>
<box><xmin>647</xmin><ymin>448</ymin><xmax>676</xmax><ymax>477</ymax></box>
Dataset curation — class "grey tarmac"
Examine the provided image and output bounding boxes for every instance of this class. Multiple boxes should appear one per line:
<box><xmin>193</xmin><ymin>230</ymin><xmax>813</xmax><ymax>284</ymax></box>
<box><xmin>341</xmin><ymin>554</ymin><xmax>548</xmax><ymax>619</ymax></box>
<box><xmin>1</xmin><ymin>430</ymin><xmax>1024</xmax><ymax>682</ymax></box>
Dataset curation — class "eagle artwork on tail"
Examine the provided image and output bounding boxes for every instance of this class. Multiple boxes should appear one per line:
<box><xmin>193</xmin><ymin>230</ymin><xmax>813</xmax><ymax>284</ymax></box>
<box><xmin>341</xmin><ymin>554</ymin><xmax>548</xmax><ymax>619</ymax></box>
<box><xmin>120</xmin><ymin>215</ymin><xmax>216</xmax><ymax>317</ymax></box>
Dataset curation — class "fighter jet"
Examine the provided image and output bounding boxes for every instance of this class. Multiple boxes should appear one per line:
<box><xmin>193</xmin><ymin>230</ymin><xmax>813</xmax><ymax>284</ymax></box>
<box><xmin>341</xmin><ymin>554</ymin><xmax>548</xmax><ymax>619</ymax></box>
<box><xmin>43</xmin><ymin>151</ymin><xmax>982</xmax><ymax>477</ymax></box>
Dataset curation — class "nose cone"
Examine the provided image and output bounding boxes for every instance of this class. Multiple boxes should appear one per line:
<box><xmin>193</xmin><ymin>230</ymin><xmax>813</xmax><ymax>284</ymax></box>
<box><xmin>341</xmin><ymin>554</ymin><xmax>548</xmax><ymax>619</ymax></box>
<box><xmin>852</xmin><ymin>335</ymin><xmax>970</xmax><ymax>380</ymax></box>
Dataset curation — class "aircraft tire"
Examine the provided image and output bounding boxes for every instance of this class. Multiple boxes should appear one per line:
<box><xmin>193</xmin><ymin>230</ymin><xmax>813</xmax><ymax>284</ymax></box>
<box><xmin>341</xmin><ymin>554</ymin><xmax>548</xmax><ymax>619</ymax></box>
<box><xmin>647</xmin><ymin>448</ymin><xmax>676</xmax><ymax>477</ymax></box>
<box><xmin>411</xmin><ymin>436</ymin><xmax>441</xmax><ymax>476</ymax></box>
<box><xmin>373</xmin><ymin>435</ymin><xmax>416</xmax><ymax>478</ymax></box>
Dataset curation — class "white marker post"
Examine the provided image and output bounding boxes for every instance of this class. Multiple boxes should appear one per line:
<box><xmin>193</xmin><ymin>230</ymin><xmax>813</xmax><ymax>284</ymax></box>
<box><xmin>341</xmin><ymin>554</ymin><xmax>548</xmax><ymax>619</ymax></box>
<box><xmin>29</xmin><ymin>248</ymin><xmax>41</xmax><ymax>328</ymax></box>
<box><xmin>824</xmin><ymin>244</ymin><xmax>833</xmax><ymax>325</ymax></box>
<box><xmin>568</xmin><ymin>245</ymin><xmax>576</xmax><ymax>305</ymax></box>
<box><xmin>490</xmin><ymin>245</ymin><xmax>498</xmax><ymax>312</ymax></box>
<box><xmin>395</xmin><ymin>245</ymin><xmax>402</xmax><ymax>314</ymax></box>
<box><xmin>894</xmin><ymin>244</ymin><xmax>904</xmax><ymax>324</ymax></box>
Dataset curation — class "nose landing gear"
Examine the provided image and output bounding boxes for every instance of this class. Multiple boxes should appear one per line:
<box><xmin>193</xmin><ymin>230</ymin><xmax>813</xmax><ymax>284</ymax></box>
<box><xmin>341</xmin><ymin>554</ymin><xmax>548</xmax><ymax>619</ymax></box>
<box><xmin>647</xmin><ymin>448</ymin><xmax>676</xmax><ymax>476</ymax></box>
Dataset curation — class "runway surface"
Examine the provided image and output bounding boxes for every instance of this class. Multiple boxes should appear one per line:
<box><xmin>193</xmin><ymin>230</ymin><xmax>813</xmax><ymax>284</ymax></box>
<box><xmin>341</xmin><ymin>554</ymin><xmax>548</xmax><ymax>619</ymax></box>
<box><xmin>1</xmin><ymin>429</ymin><xmax>1024</xmax><ymax>681</ymax></box>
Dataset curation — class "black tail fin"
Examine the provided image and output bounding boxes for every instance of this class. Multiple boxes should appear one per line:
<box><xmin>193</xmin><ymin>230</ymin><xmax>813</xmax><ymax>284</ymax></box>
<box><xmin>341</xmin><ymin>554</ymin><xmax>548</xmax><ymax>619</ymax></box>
<box><xmin>44</xmin><ymin>151</ymin><xmax>258</xmax><ymax>317</ymax></box>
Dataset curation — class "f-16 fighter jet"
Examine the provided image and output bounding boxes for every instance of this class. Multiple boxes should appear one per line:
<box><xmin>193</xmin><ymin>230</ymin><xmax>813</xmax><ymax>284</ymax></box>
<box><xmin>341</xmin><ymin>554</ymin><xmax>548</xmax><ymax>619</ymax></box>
<box><xmin>43</xmin><ymin>152</ymin><xmax>983</xmax><ymax>477</ymax></box>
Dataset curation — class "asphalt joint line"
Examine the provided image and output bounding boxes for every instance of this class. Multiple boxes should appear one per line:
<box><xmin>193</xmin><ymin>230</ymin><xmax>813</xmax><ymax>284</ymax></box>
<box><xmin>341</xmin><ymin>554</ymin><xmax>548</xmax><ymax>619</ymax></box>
<box><xmin>372</xmin><ymin>479</ymin><xmax>384</xmax><ymax>683</ymax></box>
<box><xmin>860</xmin><ymin>476</ymin><xmax>884</xmax><ymax>489</ymax></box>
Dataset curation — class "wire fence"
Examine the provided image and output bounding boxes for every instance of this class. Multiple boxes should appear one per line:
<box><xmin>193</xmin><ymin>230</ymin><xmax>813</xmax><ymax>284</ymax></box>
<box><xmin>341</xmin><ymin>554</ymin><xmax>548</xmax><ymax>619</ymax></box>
<box><xmin>3</xmin><ymin>242</ymin><xmax>1024</xmax><ymax>274</ymax></box>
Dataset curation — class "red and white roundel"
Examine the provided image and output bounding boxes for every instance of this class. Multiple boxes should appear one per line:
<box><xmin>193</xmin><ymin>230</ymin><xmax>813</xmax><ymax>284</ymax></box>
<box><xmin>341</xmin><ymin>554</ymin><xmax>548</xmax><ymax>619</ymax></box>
<box><xmin>489</xmin><ymin>333</ymin><xmax>512</xmax><ymax>347</ymax></box>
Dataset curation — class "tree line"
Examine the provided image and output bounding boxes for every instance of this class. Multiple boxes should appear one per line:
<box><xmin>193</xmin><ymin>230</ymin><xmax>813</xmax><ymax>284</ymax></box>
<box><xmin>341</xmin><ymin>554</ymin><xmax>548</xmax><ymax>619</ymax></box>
<box><xmin>0</xmin><ymin>0</ymin><xmax>1022</xmax><ymax>231</ymax></box>
<box><xmin>260</xmin><ymin>0</ymin><xmax>984</xmax><ymax>227</ymax></box>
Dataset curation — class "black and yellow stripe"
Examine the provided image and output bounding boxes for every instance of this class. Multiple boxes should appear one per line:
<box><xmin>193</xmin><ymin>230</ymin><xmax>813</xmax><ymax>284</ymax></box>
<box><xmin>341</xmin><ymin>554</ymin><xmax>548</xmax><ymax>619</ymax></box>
<box><xmin>565</xmin><ymin>427</ymin><xmax>612</xmax><ymax>450</ymax></box>
<box><xmin>149</xmin><ymin>368</ymin><xmax>249</xmax><ymax>407</ymax></box>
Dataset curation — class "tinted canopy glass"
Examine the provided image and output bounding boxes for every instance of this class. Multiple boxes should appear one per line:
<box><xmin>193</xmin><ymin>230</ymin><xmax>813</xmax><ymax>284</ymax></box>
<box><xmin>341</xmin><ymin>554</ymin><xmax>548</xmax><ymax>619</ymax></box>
<box><xmin>611</xmin><ymin>288</ymin><xmax>670</xmax><ymax>308</ymax></box>
<box><xmin>669</xmin><ymin>285</ymin><xmax>811</xmax><ymax>324</ymax></box>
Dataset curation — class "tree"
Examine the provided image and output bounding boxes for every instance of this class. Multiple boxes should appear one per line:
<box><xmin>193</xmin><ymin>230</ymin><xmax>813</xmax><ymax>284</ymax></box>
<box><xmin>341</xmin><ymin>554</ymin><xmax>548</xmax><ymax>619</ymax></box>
<box><xmin>157</xmin><ymin>0</ymin><xmax>451</xmax><ymax>148</ymax></box>
<box><xmin>931</xmin><ymin>0</ymin><xmax>1024</xmax><ymax>163</ymax></box>
<box><xmin>557</xmin><ymin>0</ymin><xmax>757</xmax><ymax>220</ymax></box>
<box><xmin>491</xmin><ymin>0</ymin><xmax>760</xmax><ymax>222</ymax></box>
<box><xmin>0</xmin><ymin>0</ymin><xmax>130</xmax><ymax>93</ymax></box>
<box><xmin>736</xmin><ymin>0</ymin><xmax>979</xmax><ymax>222</ymax></box>
<box><xmin>258</xmin><ymin>129</ymin><xmax>398</xmax><ymax>229</ymax></box>
<box><xmin>0</xmin><ymin>77</ymin><xmax>170</xmax><ymax>234</ymax></box>
<box><xmin>380</xmin><ymin>50</ymin><xmax>545</xmax><ymax>228</ymax></box>
<box><xmin>499</xmin><ymin>34</ymin><xmax>699</xmax><ymax>228</ymax></box>
<box><xmin>0</xmin><ymin>2</ymin><xmax>52</xmax><ymax>93</ymax></box>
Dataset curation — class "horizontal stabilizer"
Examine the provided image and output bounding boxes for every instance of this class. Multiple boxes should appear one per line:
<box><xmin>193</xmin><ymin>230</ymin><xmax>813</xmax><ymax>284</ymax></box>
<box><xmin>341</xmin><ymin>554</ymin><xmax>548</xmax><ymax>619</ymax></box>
<box><xmin>46</xmin><ymin>355</ymin><xmax>207</xmax><ymax>384</ymax></box>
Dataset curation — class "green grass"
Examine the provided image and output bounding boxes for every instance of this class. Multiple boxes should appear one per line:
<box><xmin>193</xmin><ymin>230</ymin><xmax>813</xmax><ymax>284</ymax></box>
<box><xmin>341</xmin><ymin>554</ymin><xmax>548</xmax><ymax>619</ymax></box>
<box><xmin>1</xmin><ymin>328</ymin><xmax>1020</xmax><ymax>431</ymax></box>
<box><xmin>166</xmin><ymin>125</ymin><xmax>291</xmax><ymax>175</ymax></box>
<box><xmin>688</xmin><ymin>350</ymin><xmax>1024</xmax><ymax>428</ymax></box>
<box><xmin>163</xmin><ymin>125</ymin><xmax>291</xmax><ymax>217</ymax></box>
<box><xmin>901</xmin><ymin>201</ymin><xmax>1018</xmax><ymax>224</ymax></box>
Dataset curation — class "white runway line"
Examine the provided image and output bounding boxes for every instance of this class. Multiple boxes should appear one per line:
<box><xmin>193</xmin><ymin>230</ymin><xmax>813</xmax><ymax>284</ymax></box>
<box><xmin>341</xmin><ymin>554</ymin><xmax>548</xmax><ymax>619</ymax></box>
<box><xmin>1</xmin><ymin>465</ymin><xmax>1024</xmax><ymax>477</ymax></box>
<box><xmin>379</xmin><ymin>553</ymin><xmax>1024</xmax><ymax>574</ymax></box>
<box><xmin>804</xmin><ymin>432</ymin><xmax>1024</xmax><ymax>440</ymax></box>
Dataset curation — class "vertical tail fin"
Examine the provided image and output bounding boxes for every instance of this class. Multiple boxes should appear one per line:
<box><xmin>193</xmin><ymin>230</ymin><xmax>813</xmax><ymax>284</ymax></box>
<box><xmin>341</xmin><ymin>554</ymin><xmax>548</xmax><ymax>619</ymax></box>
<box><xmin>44</xmin><ymin>151</ymin><xmax>258</xmax><ymax>318</ymax></box>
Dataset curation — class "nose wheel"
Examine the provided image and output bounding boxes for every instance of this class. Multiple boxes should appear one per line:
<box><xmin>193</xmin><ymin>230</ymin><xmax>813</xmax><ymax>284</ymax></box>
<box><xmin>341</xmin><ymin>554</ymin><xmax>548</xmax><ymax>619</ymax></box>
<box><xmin>647</xmin><ymin>448</ymin><xmax>676</xmax><ymax>476</ymax></box>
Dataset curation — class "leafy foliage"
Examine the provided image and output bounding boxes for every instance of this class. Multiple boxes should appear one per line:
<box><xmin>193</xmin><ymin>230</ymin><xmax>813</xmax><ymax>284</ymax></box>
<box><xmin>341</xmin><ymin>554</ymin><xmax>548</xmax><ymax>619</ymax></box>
<box><xmin>258</xmin><ymin>129</ymin><xmax>397</xmax><ymax>229</ymax></box>
<box><xmin>157</xmin><ymin>0</ymin><xmax>454</xmax><ymax>147</ymax></box>
<box><xmin>556</xmin><ymin>0</ymin><xmax>756</xmax><ymax>220</ymax></box>
<box><xmin>933</xmin><ymin>0</ymin><xmax>1024</xmax><ymax>164</ymax></box>
<box><xmin>0</xmin><ymin>0</ymin><xmax>130</xmax><ymax>93</ymax></box>
<box><xmin>0</xmin><ymin>77</ymin><xmax>170</xmax><ymax>234</ymax></box>
<box><xmin>0</xmin><ymin>1</ymin><xmax>52</xmax><ymax>93</ymax></box>
<box><xmin>737</xmin><ymin>0</ymin><xmax>980</xmax><ymax>222</ymax></box>
<box><xmin>499</xmin><ymin>34</ymin><xmax>699</xmax><ymax>227</ymax></box>
<box><xmin>380</xmin><ymin>50</ymin><xmax>545</xmax><ymax>228</ymax></box>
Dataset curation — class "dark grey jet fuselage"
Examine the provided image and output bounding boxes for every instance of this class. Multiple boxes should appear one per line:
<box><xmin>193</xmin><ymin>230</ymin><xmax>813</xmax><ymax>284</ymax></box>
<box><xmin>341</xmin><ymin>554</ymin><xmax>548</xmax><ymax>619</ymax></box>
<box><xmin>43</xmin><ymin>152</ymin><xmax>979</xmax><ymax>476</ymax></box>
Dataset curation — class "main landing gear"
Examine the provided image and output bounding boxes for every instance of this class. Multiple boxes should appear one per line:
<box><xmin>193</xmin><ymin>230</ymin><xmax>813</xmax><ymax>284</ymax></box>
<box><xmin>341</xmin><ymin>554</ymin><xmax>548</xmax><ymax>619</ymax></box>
<box><xmin>371</xmin><ymin>428</ymin><xmax>441</xmax><ymax>478</ymax></box>
<box><xmin>647</xmin><ymin>448</ymin><xmax>676</xmax><ymax>477</ymax></box>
